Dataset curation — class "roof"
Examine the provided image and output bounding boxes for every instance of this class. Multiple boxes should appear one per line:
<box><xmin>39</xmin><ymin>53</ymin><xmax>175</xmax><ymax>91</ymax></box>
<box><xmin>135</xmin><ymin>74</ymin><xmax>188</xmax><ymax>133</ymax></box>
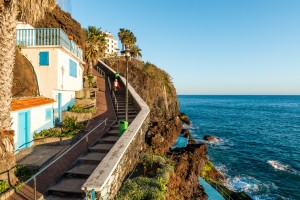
<box><xmin>11</xmin><ymin>97</ymin><xmax>55</xmax><ymax>111</ymax></box>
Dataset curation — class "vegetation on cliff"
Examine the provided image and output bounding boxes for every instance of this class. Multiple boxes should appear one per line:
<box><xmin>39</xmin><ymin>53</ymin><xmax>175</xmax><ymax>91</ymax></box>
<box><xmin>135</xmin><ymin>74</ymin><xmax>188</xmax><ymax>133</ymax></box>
<box><xmin>101</xmin><ymin>57</ymin><xmax>180</xmax><ymax>121</ymax></box>
<box><xmin>116</xmin><ymin>154</ymin><xmax>174</xmax><ymax>200</ymax></box>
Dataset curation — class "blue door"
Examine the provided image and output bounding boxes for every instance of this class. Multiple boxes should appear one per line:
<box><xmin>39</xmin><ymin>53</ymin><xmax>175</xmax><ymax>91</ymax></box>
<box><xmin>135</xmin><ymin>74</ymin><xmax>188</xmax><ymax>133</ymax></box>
<box><xmin>17</xmin><ymin>112</ymin><xmax>30</xmax><ymax>150</ymax></box>
<box><xmin>58</xmin><ymin>93</ymin><xmax>62</xmax><ymax>123</ymax></box>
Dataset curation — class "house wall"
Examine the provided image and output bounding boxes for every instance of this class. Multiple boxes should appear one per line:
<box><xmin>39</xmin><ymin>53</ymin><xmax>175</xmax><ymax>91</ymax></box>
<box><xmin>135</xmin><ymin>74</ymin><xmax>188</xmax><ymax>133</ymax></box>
<box><xmin>21</xmin><ymin>47</ymin><xmax>59</xmax><ymax>98</ymax></box>
<box><xmin>56</xmin><ymin>48</ymin><xmax>83</xmax><ymax>91</ymax></box>
<box><xmin>21</xmin><ymin>46</ymin><xmax>83</xmax><ymax>121</ymax></box>
<box><xmin>16</xmin><ymin>22</ymin><xmax>34</xmax><ymax>29</ymax></box>
<box><xmin>11</xmin><ymin>104</ymin><xmax>54</xmax><ymax>151</ymax></box>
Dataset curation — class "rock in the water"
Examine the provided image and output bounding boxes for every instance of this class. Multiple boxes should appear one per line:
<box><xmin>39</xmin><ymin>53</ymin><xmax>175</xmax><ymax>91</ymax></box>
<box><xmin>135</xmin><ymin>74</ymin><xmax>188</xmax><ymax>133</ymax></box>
<box><xmin>203</xmin><ymin>135</ymin><xmax>220</xmax><ymax>143</ymax></box>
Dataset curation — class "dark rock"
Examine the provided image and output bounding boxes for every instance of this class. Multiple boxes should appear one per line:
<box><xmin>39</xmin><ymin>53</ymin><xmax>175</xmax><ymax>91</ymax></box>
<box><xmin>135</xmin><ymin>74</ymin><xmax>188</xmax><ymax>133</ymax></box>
<box><xmin>203</xmin><ymin>135</ymin><xmax>220</xmax><ymax>142</ymax></box>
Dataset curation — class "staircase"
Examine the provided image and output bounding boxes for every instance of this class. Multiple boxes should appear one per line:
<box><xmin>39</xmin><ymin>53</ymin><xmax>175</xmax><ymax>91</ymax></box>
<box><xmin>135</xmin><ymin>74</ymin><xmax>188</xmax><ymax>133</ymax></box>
<box><xmin>45</xmin><ymin>89</ymin><xmax>137</xmax><ymax>199</ymax></box>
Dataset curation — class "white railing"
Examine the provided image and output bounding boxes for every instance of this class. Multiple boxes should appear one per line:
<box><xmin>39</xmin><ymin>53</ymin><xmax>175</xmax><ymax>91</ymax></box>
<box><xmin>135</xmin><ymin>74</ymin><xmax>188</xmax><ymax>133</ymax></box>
<box><xmin>16</xmin><ymin>28</ymin><xmax>83</xmax><ymax>60</ymax></box>
<box><xmin>82</xmin><ymin>60</ymin><xmax>150</xmax><ymax>199</ymax></box>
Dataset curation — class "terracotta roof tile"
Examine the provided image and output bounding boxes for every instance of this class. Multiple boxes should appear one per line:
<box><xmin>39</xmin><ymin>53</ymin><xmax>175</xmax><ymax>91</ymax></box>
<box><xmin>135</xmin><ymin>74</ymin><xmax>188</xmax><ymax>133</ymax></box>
<box><xmin>11</xmin><ymin>97</ymin><xmax>55</xmax><ymax>111</ymax></box>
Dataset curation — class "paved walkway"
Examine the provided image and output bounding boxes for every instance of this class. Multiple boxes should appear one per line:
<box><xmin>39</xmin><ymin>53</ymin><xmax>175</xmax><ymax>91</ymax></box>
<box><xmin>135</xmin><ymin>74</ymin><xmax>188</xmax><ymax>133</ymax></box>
<box><xmin>198</xmin><ymin>177</ymin><xmax>225</xmax><ymax>200</ymax></box>
<box><xmin>8</xmin><ymin>68</ymin><xmax>117</xmax><ymax>200</ymax></box>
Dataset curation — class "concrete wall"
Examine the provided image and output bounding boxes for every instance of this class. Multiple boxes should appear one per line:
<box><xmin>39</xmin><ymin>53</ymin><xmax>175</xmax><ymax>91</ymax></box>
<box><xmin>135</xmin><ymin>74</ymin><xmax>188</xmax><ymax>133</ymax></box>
<box><xmin>11</xmin><ymin>103</ymin><xmax>54</xmax><ymax>150</ymax></box>
<box><xmin>82</xmin><ymin>60</ymin><xmax>150</xmax><ymax>199</ymax></box>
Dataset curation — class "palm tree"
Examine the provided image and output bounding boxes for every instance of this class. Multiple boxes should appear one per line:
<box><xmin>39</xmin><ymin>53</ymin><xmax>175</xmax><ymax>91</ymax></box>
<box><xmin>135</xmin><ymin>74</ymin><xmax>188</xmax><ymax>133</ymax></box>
<box><xmin>130</xmin><ymin>45</ymin><xmax>142</xmax><ymax>59</ymax></box>
<box><xmin>84</xmin><ymin>26</ymin><xmax>107</xmax><ymax>74</ymax></box>
<box><xmin>118</xmin><ymin>28</ymin><xmax>136</xmax><ymax>49</ymax></box>
<box><xmin>0</xmin><ymin>0</ymin><xmax>55</xmax><ymax>187</ymax></box>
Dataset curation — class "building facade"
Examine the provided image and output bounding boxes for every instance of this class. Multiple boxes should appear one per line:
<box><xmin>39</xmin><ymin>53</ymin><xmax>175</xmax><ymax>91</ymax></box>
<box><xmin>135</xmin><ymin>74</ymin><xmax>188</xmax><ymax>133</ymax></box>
<box><xmin>11</xmin><ymin>97</ymin><xmax>55</xmax><ymax>151</ymax></box>
<box><xmin>16</xmin><ymin>22</ymin><xmax>85</xmax><ymax>123</ymax></box>
<box><xmin>104</xmin><ymin>32</ymin><xmax>118</xmax><ymax>56</ymax></box>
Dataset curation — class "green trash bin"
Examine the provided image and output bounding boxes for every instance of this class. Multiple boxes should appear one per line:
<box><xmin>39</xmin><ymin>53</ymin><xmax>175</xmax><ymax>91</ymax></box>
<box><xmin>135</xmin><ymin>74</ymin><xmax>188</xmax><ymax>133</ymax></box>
<box><xmin>118</xmin><ymin>120</ymin><xmax>128</xmax><ymax>136</ymax></box>
<box><xmin>115</xmin><ymin>72</ymin><xmax>119</xmax><ymax>79</ymax></box>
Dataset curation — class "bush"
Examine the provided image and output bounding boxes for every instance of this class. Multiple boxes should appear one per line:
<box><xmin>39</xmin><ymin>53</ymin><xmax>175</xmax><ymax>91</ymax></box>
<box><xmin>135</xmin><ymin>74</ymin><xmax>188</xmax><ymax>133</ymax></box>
<box><xmin>14</xmin><ymin>165</ymin><xmax>38</xmax><ymax>182</ymax></box>
<box><xmin>69</xmin><ymin>105</ymin><xmax>97</xmax><ymax>114</ymax></box>
<box><xmin>115</xmin><ymin>177</ymin><xmax>166</xmax><ymax>200</ymax></box>
<box><xmin>0</xmin><ymin>180</ymin><xmax>7</xmax><ymax>194</ymax></box>
<box><xmin>34</xmin><ymin>117</ymin><xmax>84</xmax><ymax>138</ymax></box>
<box><xmin>116</xmin><ymin>154</ymin><xmax>174</xmax><ymax>200</ymax></box>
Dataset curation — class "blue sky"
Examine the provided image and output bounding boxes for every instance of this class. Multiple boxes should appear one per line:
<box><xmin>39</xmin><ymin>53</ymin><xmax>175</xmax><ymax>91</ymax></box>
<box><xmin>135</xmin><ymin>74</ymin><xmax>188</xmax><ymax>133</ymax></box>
<box><xmin>68</xmin><ymin>0</ymin><xmax>300</xmax><ymax>95</ymax></box>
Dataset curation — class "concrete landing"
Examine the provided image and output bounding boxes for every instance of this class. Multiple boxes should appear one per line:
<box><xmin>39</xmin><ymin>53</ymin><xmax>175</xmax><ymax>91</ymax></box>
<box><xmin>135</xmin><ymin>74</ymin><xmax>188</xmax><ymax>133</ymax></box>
<box><xmin>46</xmin><ymin>196</ymin><xmax>83</xmax><ymax>200</ymax></box>
<box><xmin>18</xmin><ymin>145</ymin><xmax>67</xmax><ymax>168</ymax></box>
<box><xmin>198</xmin><ymin>177</ymin><xmax>225</xmax><ymax>200</ymax></box>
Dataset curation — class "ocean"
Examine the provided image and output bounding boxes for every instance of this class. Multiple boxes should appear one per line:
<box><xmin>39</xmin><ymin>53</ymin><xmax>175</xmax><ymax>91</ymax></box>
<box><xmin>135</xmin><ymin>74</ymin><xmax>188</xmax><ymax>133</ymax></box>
<box><xmin>178</xmin><ymin>95</ymin><xmax>300</xmax><ymax>200</ymax></box>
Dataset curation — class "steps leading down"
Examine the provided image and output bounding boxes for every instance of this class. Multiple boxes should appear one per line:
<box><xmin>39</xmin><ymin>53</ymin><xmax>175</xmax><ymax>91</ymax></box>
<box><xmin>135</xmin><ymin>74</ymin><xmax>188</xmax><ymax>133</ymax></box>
<box><xmin>45</xmin><ymin>91</ymin><xmax>137</xmax><ymax>199</ymax></box>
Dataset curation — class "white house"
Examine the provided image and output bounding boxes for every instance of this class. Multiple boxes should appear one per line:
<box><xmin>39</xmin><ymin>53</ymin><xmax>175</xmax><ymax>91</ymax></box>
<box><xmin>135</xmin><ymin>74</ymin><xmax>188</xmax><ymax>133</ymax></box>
<box><xmin>10</xmin><ymin>97</ymin><xmax>55</xmax><ymax>151</ymax></box>
<box><xmin>104</xmin><ymin>32</ymin><xmax>118</xmax><ymax>56</ymax></box>
<box><xmin>16</xmin><ymin>22</ymin><xmax>85</xmax><ymax>123</ymax></box>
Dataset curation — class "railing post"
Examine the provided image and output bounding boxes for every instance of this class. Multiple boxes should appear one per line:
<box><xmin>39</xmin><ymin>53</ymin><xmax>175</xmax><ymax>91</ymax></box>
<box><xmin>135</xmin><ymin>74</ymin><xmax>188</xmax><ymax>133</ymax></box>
<box><xmin>34</xmin><ymin>176</ymin><xmax>37</xmax><ymax>200</ymax></box>
<box><xmin>86</xmin><ymin>136</ymin><xmax>89</xmax><ymax>150</ymax></box>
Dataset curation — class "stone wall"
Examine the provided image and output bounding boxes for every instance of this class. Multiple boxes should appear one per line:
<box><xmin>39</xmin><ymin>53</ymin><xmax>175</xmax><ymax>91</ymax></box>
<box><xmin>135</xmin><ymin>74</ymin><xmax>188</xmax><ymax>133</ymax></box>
<box><xmin>82</xmin><ymin>60</ymin><xmax>150</xmax><ymax>199</ymax></box>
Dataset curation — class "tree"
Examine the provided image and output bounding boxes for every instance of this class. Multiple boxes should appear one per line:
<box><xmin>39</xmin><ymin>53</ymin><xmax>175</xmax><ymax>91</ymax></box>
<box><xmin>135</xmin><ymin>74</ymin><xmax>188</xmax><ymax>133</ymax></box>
<box><xmin>0</xmin><ymin>0</ymin><xmax>55</xmax><ymax>187</ymax></box>
<box><xmin>118</xmin><ymin>28</ymin><xmax>136</xmax><ymax>49</ymax></box>
<box><xmin>84</xmin><ymin>26</ymin><xmax>107</xmax><ymax>74</ymax></box>
<box><xmin>130</xmin><ymin>45</ymin><xmax>142</xmax><ymax>59</ymax></box>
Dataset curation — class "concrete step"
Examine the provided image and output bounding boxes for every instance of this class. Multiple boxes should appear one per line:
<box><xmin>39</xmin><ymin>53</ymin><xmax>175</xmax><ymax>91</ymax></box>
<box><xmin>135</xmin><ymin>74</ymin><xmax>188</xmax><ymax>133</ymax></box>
<box><xmin>79</xmin><ymin>152</ymin><xmax>107</xmax><ymax>163</ymax></box>
<box><xmin>90</xmin><ymin>143</ymin><xmax>114</xmax><ymax>153</ymax></box>
<box><xmin>107</xmin><ymin>129</ymin><xmax>119</xmax><ymax>134</ymax></box>
<box><xmin>46</xmin><ymin>195</ymin><xmax>83</xmax><ymax>200</ymax></box>
<box><xmin>117</xmin><ymin>111</ymin><xmax>137</xmax><ymax>115</ymax></box>
<box><xmin>47</xmin><ymin>177</ymin><xmax>85</xmax><ymax>196</ymax></box>
<box><xmin>117</xmin><ymin>115</ymin><xmax>136</xmax><ymax>119</ymax></box>
<box><xmin>66</xmin><ymin>163</ymin><xmax>98</xmax><ymax>177</ymax></box>
<box><xmin>99</xmin><ymin>136</ymin><xmax>119</xmax><ymax>144</ymax></box>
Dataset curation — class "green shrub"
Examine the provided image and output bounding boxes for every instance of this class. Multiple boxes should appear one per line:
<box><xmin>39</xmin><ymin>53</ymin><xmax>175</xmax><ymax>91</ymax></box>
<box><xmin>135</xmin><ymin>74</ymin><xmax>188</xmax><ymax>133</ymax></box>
<box><xmin>33</xmin><ymin>117</ymin><xmax>84</xmax><ymax>138</ymax></box>
<box><xmin>70</xmin><ymin>105</ymin><xmax>97</xmax><ymax>114</ymax></box>
<box><xmin>0</xmin><ymin>180</ymin><xmax>7</xmax><ymax>194</ymax></box>
<box><xmin>14</xmin><ymin>165</ymin><xmax>38</xmax><ymax>182</ymax></box>
<box><xmin>116</xmin><ymin>154</ymin><xmax>174</xmax><ymax>200</ymax></box>
<box><xmin>115</xmin><ymin>177</ymin><xmax>166</xmax><ymax>200</ymax></box>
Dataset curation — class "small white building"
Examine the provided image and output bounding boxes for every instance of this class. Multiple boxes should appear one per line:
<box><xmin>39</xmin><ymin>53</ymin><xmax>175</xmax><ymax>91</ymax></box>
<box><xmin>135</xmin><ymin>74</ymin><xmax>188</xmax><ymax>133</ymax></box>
<box><xmin>104</xmin><ymin>32</ymin><xmax>118</xmax><ymax>56</ymax></box>
<box><xmin>16</xmin><ymin>22</ymin><xmax>85</xmax><ymax>123</ymax></box>
<box><xmin>11</xmin><ymin>97</ymin><xmax>55</xmax><ymax>151</ymax></box>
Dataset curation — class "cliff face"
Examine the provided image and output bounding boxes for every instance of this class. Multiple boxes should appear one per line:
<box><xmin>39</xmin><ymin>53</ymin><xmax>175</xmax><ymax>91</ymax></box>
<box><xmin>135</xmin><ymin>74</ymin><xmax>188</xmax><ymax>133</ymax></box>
<box><xmin>34</xmin><ymin>5</ymin><xmax>86</xmax><ymax>54</ymax></box>
<box><xmin>12</xmin><ymin>50</ymin><xmax>39</xmax><ymax>97</ymax></box>
<box><xmin>101</xmin><ymin>57</ymin><xmax>180</xmax><ymax>122</ymax></box>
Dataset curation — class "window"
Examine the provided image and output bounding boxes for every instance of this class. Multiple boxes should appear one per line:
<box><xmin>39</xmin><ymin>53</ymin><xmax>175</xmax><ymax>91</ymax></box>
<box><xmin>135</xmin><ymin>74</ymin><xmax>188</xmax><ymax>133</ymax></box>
<box><xmin>39</xmin><ymin>51</ymin><xmax>49</xmax><ymax>66</ymax></box>
<box><xmin>45</xmin><ymin>108</ymin><xmax>52</xmax><ymax>121</ymax></box>
<box><xmin>69</xmin><ymin>59</ymin><xmax>77</xmax><ymax>77</ymax></box>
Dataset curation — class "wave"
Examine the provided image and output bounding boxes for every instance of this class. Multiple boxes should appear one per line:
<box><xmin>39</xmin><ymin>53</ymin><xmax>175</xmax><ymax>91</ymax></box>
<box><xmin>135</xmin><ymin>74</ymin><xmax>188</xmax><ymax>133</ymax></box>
<box><xmin>226</xmin><ymin>176</ymin><xmax>260</xmax><ymax>193</ymax></box>
<box><xmin>267</xmin><ymin>160</ymin><xmax>300</xmax><ymax>175</ymax></box>
<box><xmin>200</xmin><ymin>137</ymin><xmax>234</xmax><ymax>150</ymax></box>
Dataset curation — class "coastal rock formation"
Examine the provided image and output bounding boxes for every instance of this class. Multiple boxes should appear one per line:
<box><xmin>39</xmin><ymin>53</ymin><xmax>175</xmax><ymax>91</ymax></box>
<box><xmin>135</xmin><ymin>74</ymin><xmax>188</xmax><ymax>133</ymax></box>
<box><xmin>203</xmin><ymin>135</ymin><xmax>221</xmax><ymax>143</ymax></box>
<box><xmin>101</xmin><ymin>58</ymin><xmax>180</xmax><ymax>121</ymax></box>
<box><xmin>34</xmin><ymin>5</ymin><xmax>86</xmax><ymax>53</ymax></box>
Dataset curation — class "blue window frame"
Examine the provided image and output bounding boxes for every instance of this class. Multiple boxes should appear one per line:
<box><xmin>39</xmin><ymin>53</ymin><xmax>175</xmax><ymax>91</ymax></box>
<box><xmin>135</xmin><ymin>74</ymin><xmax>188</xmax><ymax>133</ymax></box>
<box><xmin>39</xmin><ymin>51</ymin><xmax>49</xmax><ymax>66</ymax></box>
<box><xmin>45</xmin><ymin>108</ymin><xmax>52</xmax><ymax>121</ymax></box>
<box><xmin>69</xmin><ymin>59</ymin><xmax>77</xmax><ymax>78</ymax></box>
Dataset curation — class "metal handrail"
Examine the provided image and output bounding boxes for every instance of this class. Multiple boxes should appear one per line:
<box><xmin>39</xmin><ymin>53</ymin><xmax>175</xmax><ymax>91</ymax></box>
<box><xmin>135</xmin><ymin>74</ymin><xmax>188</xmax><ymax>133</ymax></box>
<box><xmin>207</xmin><ymin>179</ymin><xmax>233</xmax><ymax>200</ymax></box>
<box><xmin>111</xmin><ymin>91</ymin><xmax>119</xmax><ymax>116</ymax></box>
<box><xmin>95</xmin><ymin>66</ymin><xmax>105</xmax><ymax>78</ymax></box>
<box><xmin>26</xmin><ymin>118</ymin><xmax>108</xmax><ymax>184</ymax></box>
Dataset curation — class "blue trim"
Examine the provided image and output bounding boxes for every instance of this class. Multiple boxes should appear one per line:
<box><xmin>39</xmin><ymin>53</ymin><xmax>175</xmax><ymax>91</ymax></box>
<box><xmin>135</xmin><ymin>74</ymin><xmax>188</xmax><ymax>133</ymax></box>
<box><xmin>69</xmin><ymin>59</ymin><xmax>77</xmax><ymax>78</ymax></box>
<box><xmin>39</xmin><ymin>51</ymin><xmax>49</xmax><ymax>66</ymax></box>
<box><xmin>45</xmin><ymin>108</ymin><xmax>52</xmax><ymax>121</ymax></box>
<box><xmin>16</xmin><ymin>111</ymin><xmax>31</xmax><ymax>150</ymax></box>
<box><xmin>54</xmin><ymin>97</ymin><xmax>75</xmax><ymax>124</ymax></box>
<box><xmin>58</xmin><ymin>93</ymin><xmax>62</xmax><ymax>123</ymax></box>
